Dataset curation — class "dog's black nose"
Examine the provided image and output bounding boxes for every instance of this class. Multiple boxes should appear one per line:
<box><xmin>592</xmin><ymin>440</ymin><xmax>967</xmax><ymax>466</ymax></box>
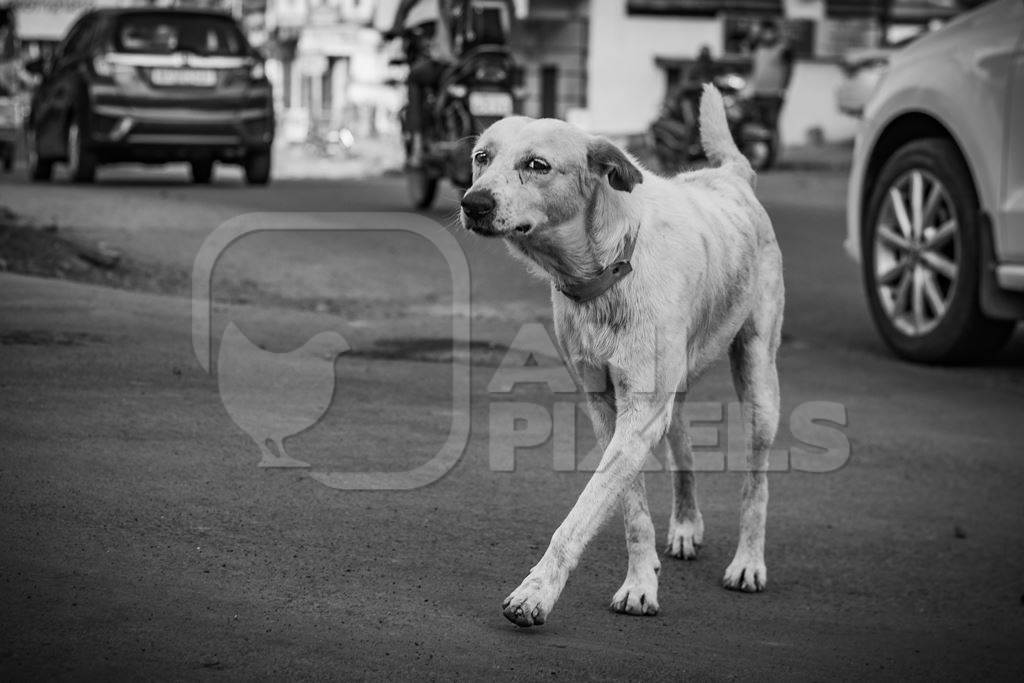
<box><xmin>461</xmin><ymin>190</ymin><xmax>496</xmax><ymax>219</ymax></box>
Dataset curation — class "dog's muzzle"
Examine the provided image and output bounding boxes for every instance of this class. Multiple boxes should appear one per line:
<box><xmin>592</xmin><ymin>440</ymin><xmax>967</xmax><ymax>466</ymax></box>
<box><xmin>461</xmin><ymin>189</ymin><xmax>500</xmax><ymax>235</ymax></box>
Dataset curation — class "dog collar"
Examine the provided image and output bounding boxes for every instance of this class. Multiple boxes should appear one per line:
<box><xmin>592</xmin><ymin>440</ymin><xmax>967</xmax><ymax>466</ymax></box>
<box><xmin>556</xmin><ymin>229</ymin><xmax>636</xmax><ymax>304</ymax></box>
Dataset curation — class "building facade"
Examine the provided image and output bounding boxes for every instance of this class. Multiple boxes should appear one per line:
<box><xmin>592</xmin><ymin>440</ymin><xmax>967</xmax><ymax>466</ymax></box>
<box><xmin>260</xmin><ymin>0</ymin><xmax>392</xmax><ymax>142</ymax></box>
<box><xmin>584</xmin><ymin>0</ymin><xmax>979</xmax><ymax>145</ymax></box>
<box><xmin>4</xmin><ymin>0</ymin><xmax>984</xmax><ymax>148</ymax></box>
<box><xmin>510</xmin><ymin>0</ymin><xmax>588</xmax><ymax>121</ymax></box>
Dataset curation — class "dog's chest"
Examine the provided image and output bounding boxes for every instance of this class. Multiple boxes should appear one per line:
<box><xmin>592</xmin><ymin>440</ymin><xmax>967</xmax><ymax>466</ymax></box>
<box><xmin>555</xmin><ymin>295</ymin><xmax>631</xmax><ymax>366</ymax></box>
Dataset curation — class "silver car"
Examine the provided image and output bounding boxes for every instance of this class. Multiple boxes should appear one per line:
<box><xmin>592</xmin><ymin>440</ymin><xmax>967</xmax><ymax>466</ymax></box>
<box><xmin>845</xmin><ymin>0</ymin><xmax>1024</xmax><ymax>363</ymax></box>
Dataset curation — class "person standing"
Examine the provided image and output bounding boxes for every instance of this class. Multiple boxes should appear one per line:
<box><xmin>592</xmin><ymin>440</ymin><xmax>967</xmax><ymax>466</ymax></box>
<box><xmin>747</xmin><ymin>20</ymin><xmax>793</xmax><ymax>132</ymax></box>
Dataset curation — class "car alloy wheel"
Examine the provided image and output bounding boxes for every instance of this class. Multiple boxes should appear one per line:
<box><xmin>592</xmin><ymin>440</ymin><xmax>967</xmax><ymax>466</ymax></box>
<box><xmin>862</xmin><ymin>138</ymin><xmax>1015</xmax><ymax>363</ymax></box>
<box><xmin>873</xmin><ymin>169</ymin><xmax>959</xmax><ymax>337</ymax></box>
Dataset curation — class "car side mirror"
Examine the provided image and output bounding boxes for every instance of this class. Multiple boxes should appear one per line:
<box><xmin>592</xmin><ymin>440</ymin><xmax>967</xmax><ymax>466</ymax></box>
<box><xmin>24</xmin><ymin>57</ymin><xmax>46</xmax><ymax>75</ymax></box>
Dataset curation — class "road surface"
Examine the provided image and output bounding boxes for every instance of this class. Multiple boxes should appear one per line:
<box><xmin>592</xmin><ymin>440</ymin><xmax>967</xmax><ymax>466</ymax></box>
<box><xmin>1</xmin><ymin>165</ymin><xmax>1023</xmax><ymax>680</ymax></box>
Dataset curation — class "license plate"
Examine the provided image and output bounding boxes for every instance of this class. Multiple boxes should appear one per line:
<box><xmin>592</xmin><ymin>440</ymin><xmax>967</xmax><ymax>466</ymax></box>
<box><xmin>150</xmin><ymin>68</ymin><xmax>217</xmax><ymax>87</ymax></box>
<box><xmin>468</xmin><ymin>92</ymin><xmax>513</xmax><ymax>117</ymax></box>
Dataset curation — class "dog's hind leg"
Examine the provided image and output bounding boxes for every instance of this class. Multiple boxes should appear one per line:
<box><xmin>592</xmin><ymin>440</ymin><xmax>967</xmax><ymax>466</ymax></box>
<box><xmin>723</xmin><ymin>304</ymin><xmax>782</xmax><ymax>592</ymax></box>
<box><xmin>665</xmin><ymin>410</ymin><xmax>704</xmax><ymax>560</ymax></box>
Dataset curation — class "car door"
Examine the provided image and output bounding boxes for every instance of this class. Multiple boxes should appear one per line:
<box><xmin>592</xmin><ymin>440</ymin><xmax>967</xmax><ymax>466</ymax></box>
<box><xmin>998</xmin><ymin>2</ymin><xmax>1024</xmax><ymax>267</ymax></box>
<box><xmin>33</xmin><ymin>15</ymin><xmax>94</xmax><ymax>158</ymax></box>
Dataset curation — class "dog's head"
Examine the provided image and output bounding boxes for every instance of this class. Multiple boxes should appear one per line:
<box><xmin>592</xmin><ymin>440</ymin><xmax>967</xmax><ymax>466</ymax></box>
<box><xmin>459</xmin><ymin>117</ymin><xmax>643</xmax><ymax>239</ymax></box>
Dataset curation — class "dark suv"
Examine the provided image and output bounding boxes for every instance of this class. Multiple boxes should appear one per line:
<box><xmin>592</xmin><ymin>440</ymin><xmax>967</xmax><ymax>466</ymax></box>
<box><xmin>25</xmin><ymin>7</ymin><xmax>274</xmax><ymax>184</ymax></box>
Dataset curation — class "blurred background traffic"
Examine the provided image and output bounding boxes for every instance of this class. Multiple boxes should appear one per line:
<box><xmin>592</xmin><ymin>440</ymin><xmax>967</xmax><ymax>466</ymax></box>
<box><xmin>0</xmin><ymin>0</ymin><xmax>988</xmax><ymax>179</ymax></box>
<box><xmin>1</xmin><ymin>0</ymin><xmax>1021</xmax><ymax>363</ymax></box>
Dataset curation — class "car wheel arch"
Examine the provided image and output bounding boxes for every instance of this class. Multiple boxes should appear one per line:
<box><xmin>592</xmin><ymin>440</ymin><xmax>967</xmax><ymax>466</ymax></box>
<box><xmin>859</xmin><ymin>112</ymin><xmax>1024</xmax><ymax>319</ymax></box>
<box><xmin>860</xmin><ymin>112</ymin><xmax>983</xmax><ymax>238</ymax></box>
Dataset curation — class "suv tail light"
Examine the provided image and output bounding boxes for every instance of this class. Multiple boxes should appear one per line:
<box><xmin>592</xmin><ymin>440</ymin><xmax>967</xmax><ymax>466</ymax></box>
<box><xmin>92</xmin><ymin>53</ymin><xmax>134</xmax><ymax>82</ymax></box>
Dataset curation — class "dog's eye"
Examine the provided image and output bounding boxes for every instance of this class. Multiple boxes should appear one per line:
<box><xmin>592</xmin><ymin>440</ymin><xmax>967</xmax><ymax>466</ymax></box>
<box><xmin>526</xmin><ymin>158</ymin><xmax>551</xmax><ymax>173</ymax></box>
<box><xmin>473</xmin><ymin>151</ymin><xmax>489</xmax><ymax>165</ymax></box>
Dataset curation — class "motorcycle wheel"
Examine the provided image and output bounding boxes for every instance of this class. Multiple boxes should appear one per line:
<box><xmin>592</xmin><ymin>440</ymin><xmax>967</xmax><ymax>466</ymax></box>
<box><xmin>407</xmin><ymin>165</ymin><xmax>438</xmax><ymax>210</ymax></box>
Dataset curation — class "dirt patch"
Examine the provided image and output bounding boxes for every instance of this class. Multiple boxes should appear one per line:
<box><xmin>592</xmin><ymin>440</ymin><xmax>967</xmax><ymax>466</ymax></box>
<box><xmin>0</xmin><ymin>330</ymin><xmax>106</xmax><ymax>346</ymax></box>
<box><xmin>349</xmin><ymin>337</ymin><xmax>570</xmax><ymax>367</ymax></box>
<box><xmin>0</xmin><ymin>206</ymin><xmax>408</xmax><ymax>320</ymax></box>
<box><xmin>0</xmin><ymin>206</ymin><xmax>189</xmax><ymax>295</ymax></box>
<box><xmin>351</xmin><ymin>338</ymin><xmax>513</xmax><ymax>365</ymax></box>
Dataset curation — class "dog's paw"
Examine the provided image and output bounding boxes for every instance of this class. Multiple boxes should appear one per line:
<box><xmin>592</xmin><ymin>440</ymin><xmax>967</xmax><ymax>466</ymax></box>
<box><xmin>610</xmin><ymin>571</ymin><xmax>660</xmax><ymax>616</ymax></box>
<box><xmin>665</xmin><ymin>514</ymin><xmax>704</xmax><ymax>560</ymax></box>
<box><xmin>722</xmin><ymin>554</ymin><xmax>766</xmax><ymax>592</ymax></box>
<box><xmin>502</xmin><ymin>573</ymin><xmax>560</xmax><ymax>627</ymax></box>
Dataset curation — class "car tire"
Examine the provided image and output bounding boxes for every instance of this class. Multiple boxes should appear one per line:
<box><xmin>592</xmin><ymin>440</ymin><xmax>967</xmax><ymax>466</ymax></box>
<box><xmin>65</xmin><ymin>115</ymin><xmax>97</xmax><ymax>183</ymax></box>
<box><xmin>862</xmin><ymin>138</ymin><xmax>1015</xmax><ymax>363</ymax></box>
<box><xmin>244</xmin><ymin>149</ymin><xmax>270</xmax><ymax>185</ymax></box>
<box><xmin>190</xmin><ymin>159</ymin><xmax>214</xmax><ymax>184</ymax></box>
<box><xmin>27</xmin><ymin>129</ymin><xmax>53</xmax><ymax>182</ymax></box>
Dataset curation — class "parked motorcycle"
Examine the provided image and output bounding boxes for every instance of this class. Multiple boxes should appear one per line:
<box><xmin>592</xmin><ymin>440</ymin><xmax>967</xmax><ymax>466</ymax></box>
<box><xmin>0</xmin><ymin>85</ymin><xmax>17</xmax><ymax>171</ymax></box>
<box><xmin>649</xmin><ymin>72</ymin><xmax>778</xmax><ymax>173</ymax></box>
<box><xmin>389</xmin><ymin>0</ymin><xmax>519</xmax><ymax>209</ymax></box>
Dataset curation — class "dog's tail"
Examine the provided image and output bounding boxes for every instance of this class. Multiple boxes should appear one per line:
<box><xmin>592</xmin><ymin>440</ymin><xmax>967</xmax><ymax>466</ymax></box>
<box><xmin>699</xmin><ymin>84</ymin><xmax>755</xmax><ymax>186</ymax></box>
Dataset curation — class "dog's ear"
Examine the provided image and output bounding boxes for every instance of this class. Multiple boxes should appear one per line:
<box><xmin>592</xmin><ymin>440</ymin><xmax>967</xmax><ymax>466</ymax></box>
<box><xmin>587</xmin><ymin>137</ymin><xmax>643</xmax><ymax>192</ymax></box>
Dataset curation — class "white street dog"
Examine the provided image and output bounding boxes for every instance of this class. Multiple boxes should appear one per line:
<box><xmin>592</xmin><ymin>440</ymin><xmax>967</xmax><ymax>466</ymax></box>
<box><xmin>461</xmin><ymin>85</ymin><xmax>784</xmax><ymax>627</ymax></box>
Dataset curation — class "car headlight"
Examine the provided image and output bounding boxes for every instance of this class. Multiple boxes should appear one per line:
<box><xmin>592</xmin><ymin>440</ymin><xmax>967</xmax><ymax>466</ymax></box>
<box><xmin>250</xmin><ymin>61</ymin><xmax>266</xmax><ymax>81</ymax></box>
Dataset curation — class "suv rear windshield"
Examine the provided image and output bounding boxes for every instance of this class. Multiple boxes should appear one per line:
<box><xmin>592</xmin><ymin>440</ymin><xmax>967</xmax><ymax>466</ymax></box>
<box><xmin>113</xmin><ymin>12</ymin><xmax>246</xmax><ymax>56</ymax></box>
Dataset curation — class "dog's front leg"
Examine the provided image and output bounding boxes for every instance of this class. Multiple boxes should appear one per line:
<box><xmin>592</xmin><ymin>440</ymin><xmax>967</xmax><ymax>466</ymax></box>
<box><xmin>502</xmin><ymin>392</ymin><xmax>675</xmax><ymax>627</ymax></box>
<box><xmin>583</xmin><ymin>389</ymin><xmax>661</xmax><ymax>616</ymax></box>
<box><xmin>610</xmin><ymin>472</ymin><xmax>660</xmax><ymax>615</ymax></box>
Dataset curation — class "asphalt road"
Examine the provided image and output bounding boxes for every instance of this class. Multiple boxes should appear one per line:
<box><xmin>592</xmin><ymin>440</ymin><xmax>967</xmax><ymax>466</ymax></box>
<box><xmin>1</xmin><ymin>165</ymin><xmax>1023</xmax><ymax>680</ymax></box>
